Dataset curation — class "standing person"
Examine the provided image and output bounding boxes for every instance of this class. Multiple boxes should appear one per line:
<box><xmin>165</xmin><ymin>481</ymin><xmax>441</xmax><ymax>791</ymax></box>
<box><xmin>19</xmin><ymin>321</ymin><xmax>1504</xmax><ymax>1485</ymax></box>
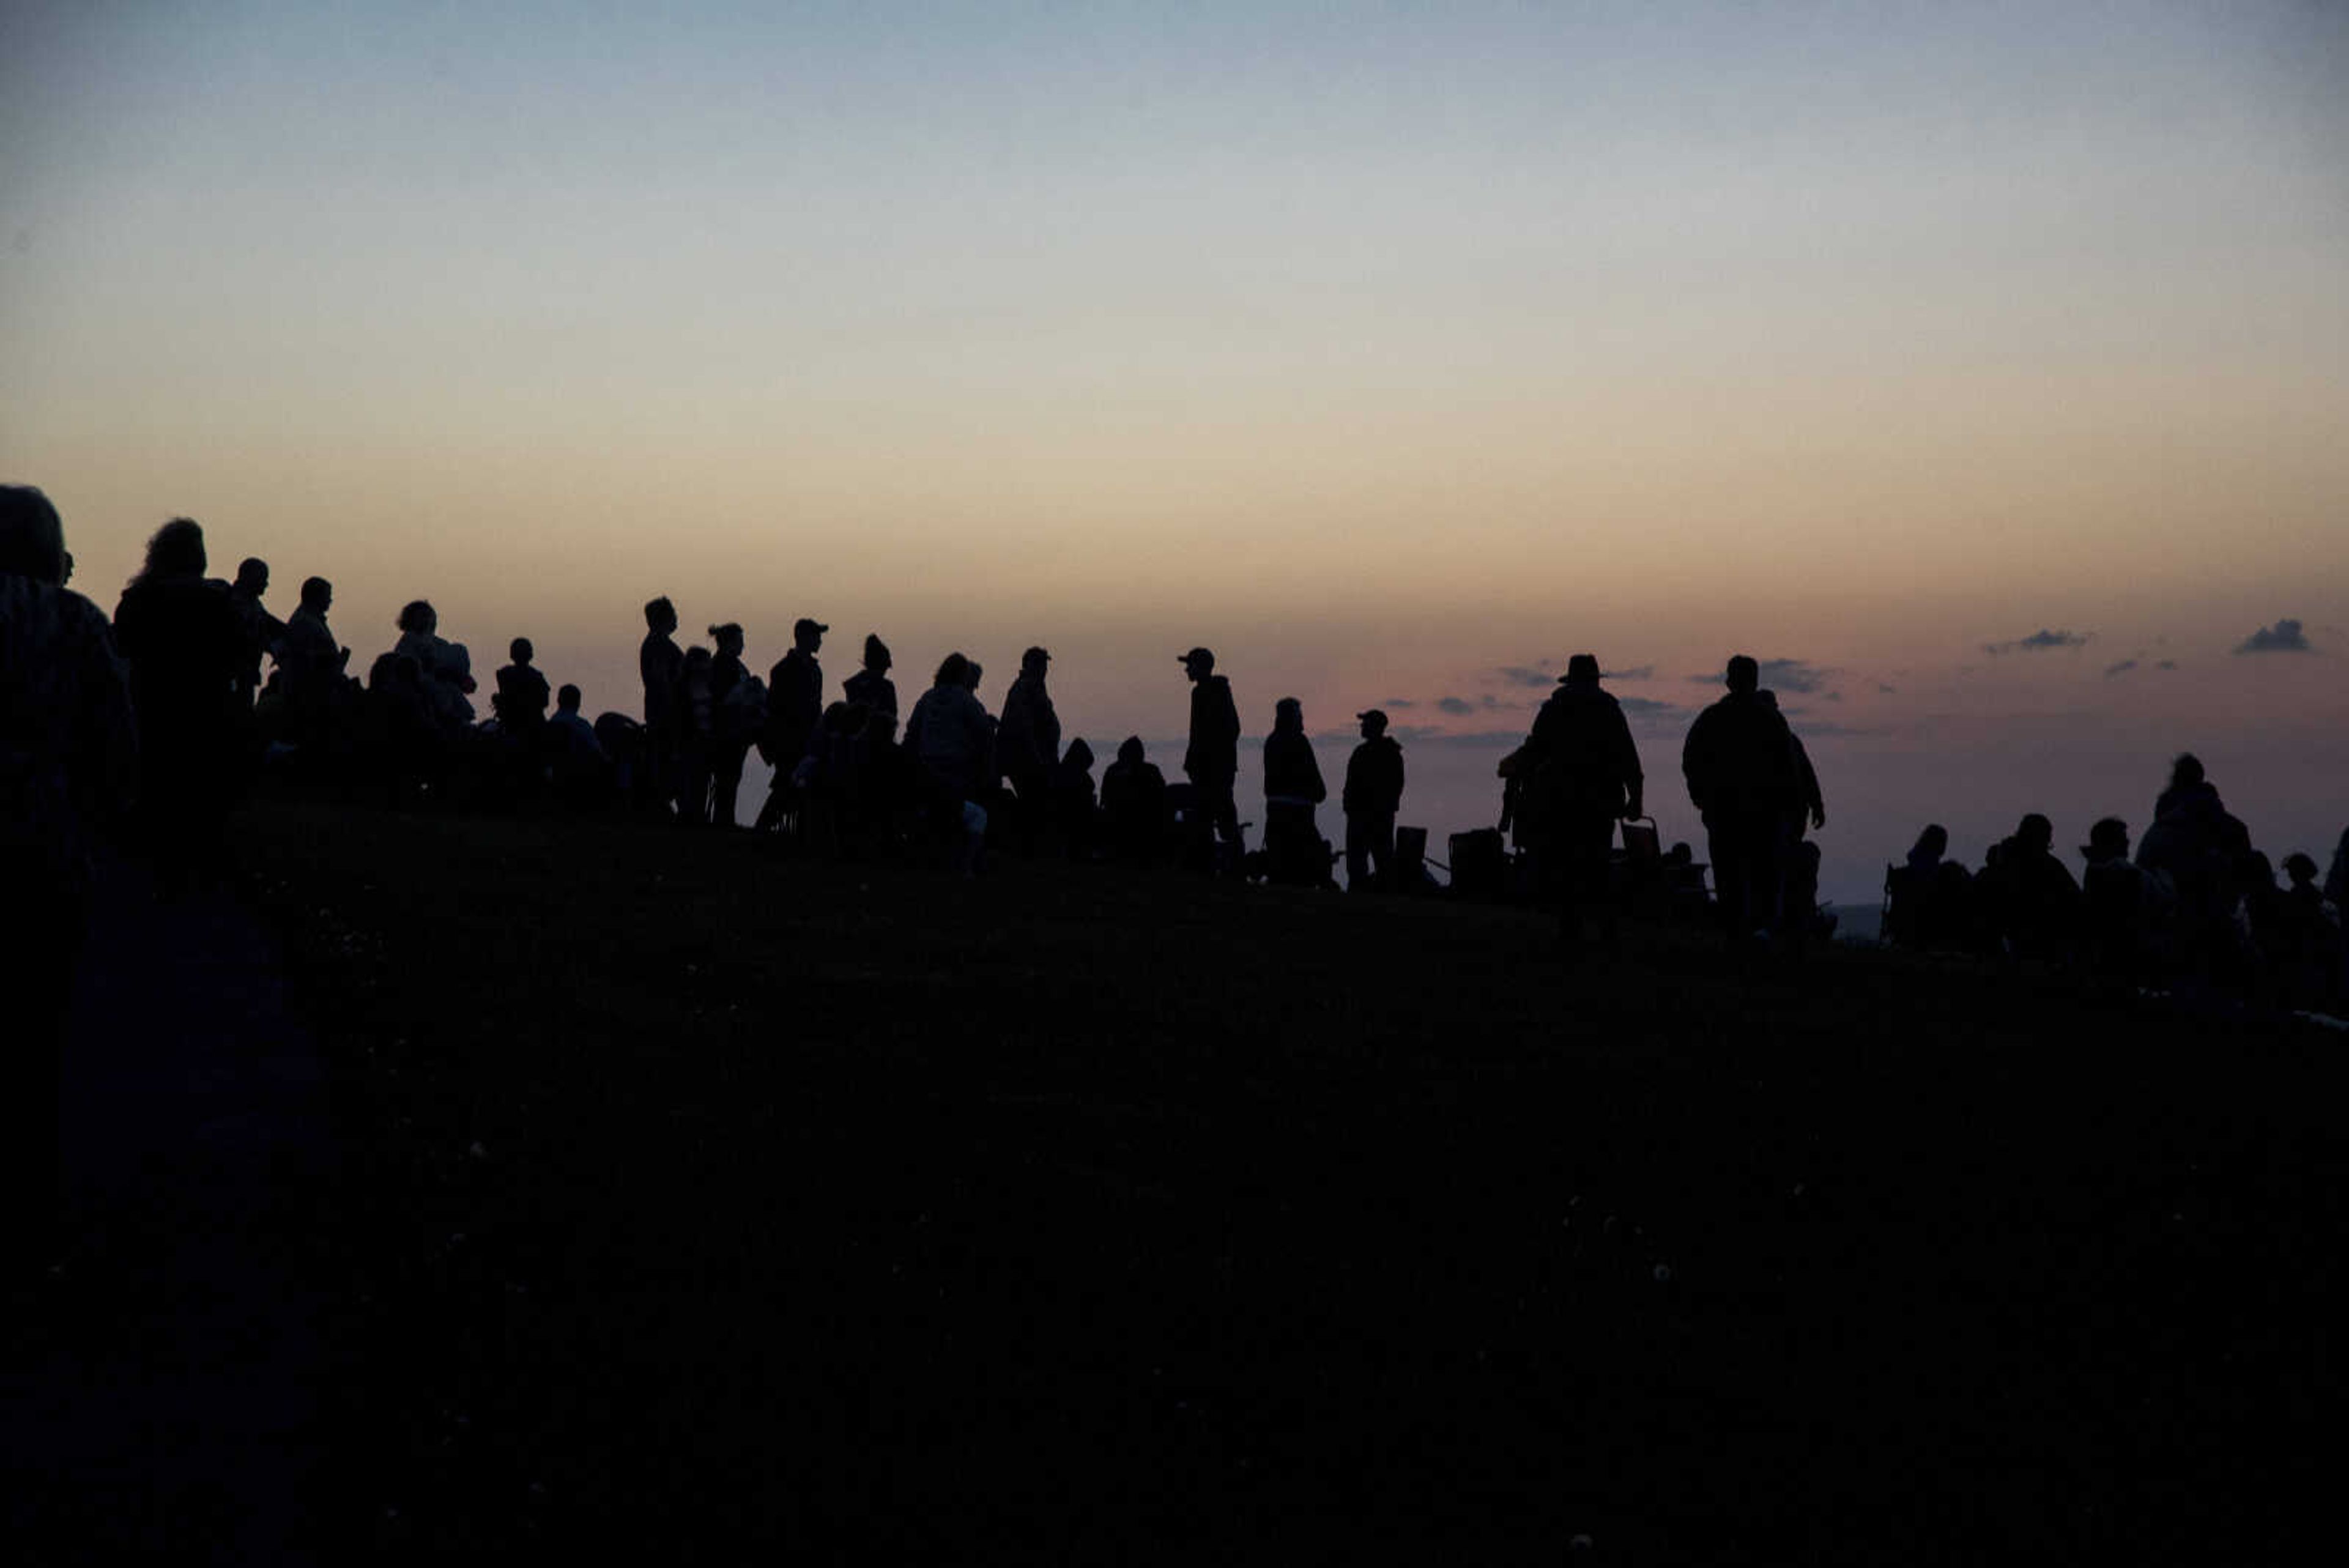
<box><xmin>279</xmin><ymin>576</ymin><xmax>350</xmax><ymax>745</ymax></box>
<box><xmin>2</xmin><ymin>485</ymin><xmax>138</xmax><ymax>1263</ymax></box>
<box><xmin>1342</xmin><ymin>709</ymin><xmax>1405</xmax><ymax>891</ymax></box>
<box><xmin>903</xmin><ymin>652</ymin><xmax>995</xmax><ymax>874</ymax></box>
<box><xmin>756</xmin><ymin>617</ymin><xmax>826</xmax><ymax>831</ymax></box>
<box><xmin>706</xmin><ymin>623</ymin><xmax>759</xmax><ymax>828</ymax></box>
<box><xmin>997</xmin><ymin>646</ymin><xmax>1061</xmax><ymax>844</ymax></box>
<box><xmin>1261</xmin><ymin>697</ymin><xmax>1328</xmax><ymax>884</ymax></box>
<box><xmin>112</xmin><ymin>517</ymin><xmax>249</xmax><ymax>874</ymax></box>
<box><xmin>225</xmin><ymin>557</ymin><xmax>284</xmax><ymax>707</ymax></box>
<box><xmin>1519</xmin><ymin>655</ymin><xmax>1644</xmax><ymax>933</ymax></box>
<box><xmin>844</xmin><ymin>633</ymin><xmax>898</xmax><ymax>718</ymax></box>
<box><xmin>677</xmin><ymin>646</ymin><xmax>717</xmax><ymax>825</ymax></box>
<box><xmin>1179</xmin><ymin>646</ymin><xmax>1242</xmax><ymax>864</ymax></box>
<box><xmin>1681</xmin><ymin>654</ymin><xmax>1799</xmax><ymax>942</ymax></box>
<box><xmin>639</xmin><ymin>597</ymin><xmax>684</xmax><ymax>815</ymax></box>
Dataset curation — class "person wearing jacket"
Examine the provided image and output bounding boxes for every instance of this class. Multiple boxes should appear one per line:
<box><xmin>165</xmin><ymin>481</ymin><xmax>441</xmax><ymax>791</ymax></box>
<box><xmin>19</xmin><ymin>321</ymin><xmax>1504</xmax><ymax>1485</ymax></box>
<box><xmin>1342</xmin><ymin>708</ymin><xmax>1405</xmax><ymax>891</ymax></box>
<box><xmin>1180</xmin><ymin>646</ymin><xmax>1242</xmax><ymax>861</ymax></box>
<box><xmin>1681</xmin><ymin>655</ymin><xmax>1797</xmax><ymax>940</ymax></box>
<box><xmin>1261</xmin><ymin>696</ymin><xmax>1327</xmax><ymax>885</ymax></box>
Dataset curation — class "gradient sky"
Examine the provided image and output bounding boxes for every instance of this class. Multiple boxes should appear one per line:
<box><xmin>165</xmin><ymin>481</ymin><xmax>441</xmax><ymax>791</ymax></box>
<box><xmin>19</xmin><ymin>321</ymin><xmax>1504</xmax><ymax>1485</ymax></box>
<box><xmin>6</xmin><ymin>1</ymin><xmax>2345</xmax><ymax>899</ymax></box>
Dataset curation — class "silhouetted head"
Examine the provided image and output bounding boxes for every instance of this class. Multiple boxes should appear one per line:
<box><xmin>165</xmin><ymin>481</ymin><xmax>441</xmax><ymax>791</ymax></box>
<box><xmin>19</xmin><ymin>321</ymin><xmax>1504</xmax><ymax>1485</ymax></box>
<box><xmin>1757</xmin><ymin>690</ymin><xmax>1779</xmax><ymax>709</ymax></box>
<box><xmin>1118</xmin><ymin>735</ymin><xmax>1146</xmax><ymax>765</ymax></box>
<box><xmin>933</xmin><ymin>652</ymin><xmax>970</xmax><ymax>689</ymax></box>
<box><xmin>645</xmin><ymin>596</ymin><xmax>678</xmax><ymax>634</ymax></box>
<box><xmin>1274</xmin><ymin>696</ymin><xmax>1304</xmax><ymax>732</ymax></box>
<box><xmin>510</xmin><ymin>636</ymin><xmax>534</xmax><ymax>664</ymax></box>
<box><xmin>2082</xmin><ymin>817</ymin><xmax>2130</xmax><ymax>863</ymax></box>
<box><xmin>557</xmin><ymin>683</ymin><xmax>582</xmax><ymax>713</ymax></box>
<box><xmin>683</xmin><ymin>646</ymin><xmax>712</xmax><ymax>675</ymax></box>
<box><xmin>1910</xmin><ymin>823</ymin><xmax>1948</xmax><ymax>863</ymax></box>
<box><xmin>1064</xmin><ymin>737</ymin><xmax>1094</xmax><ymax>771</ymax></box>
<box><xmin>299</xmin><ymin>576</ymin><xmax>332</xmax><ymax>613</ymax></box>
<box><xmin>863</xmin><ymin>633</ymin><xmax>891</xmax><ymax>673</ymax></box>
<box><xmin>139</xmin><ymin>518</ymin><xmax>207</xmax><ymax>583</ymax></box>
<box><xmin>708</xmin><ymin>622</ymin><xmax>743</xmax><ymax>656</ymax></box>
<box><xmin>2282</xmin><ymin>851</ymin><xmax>2318</xmax><ymax>888</ymax></box>
<box><xmin>2016</xmin><ymin>814</ymin><xmax>2054</xmax><ymax>855</ymax></box>
<box><xmin>1179</xmin><ymin>646</ymin><xmax>1215</xmax><ymax>681</ymax></box>
<box><xmin>2169</xmin><ymin>753</ymin><xmax>2205</xmax><ymax>792</ymax></box>
<box><xmin>1564</xmin><ymin>653</ymin><xmax>1601</xmax><ymax>686</ymax></box>
<box><xmin>793</xmin><ymin>617</ymin><xmax>827</xmax><ymax>652</ymax></box>
<box><xmin>1022</xmin><ymin>645</ymin><xmax>1050</xmax><ymax>677</ymax></box>
<box><xmin>233</xmin><ymin>557</ymin><xmax>268</xmax><ymax>594</ymax></box>
<box><xmin>1357</xmin><ymin>708</ymin><xmax>1389</xmax><ymax>738</ymax></box>
<box><xmin>396</xmin><ymin>600</ymin><xmax>437</xmax><ymax>636</ymax></box>
<box><xmin>963</xmin><ymin>659</ymin><xmax>982</xmax><ymax>692</ymax></box>
<box><xmin>1724</xmin><ymin>655</ymin><xmax>1760</xmax><ymax>693</ymax></box>
<box><xmin>2244</xmin><ymin>850</ymin><xmax>2277</xmax><ymax>890</ymax></box>
<box><xmin>0</xmin><ymin>485</ymin><xmax>67</xmax><ymax>584</ymax></box>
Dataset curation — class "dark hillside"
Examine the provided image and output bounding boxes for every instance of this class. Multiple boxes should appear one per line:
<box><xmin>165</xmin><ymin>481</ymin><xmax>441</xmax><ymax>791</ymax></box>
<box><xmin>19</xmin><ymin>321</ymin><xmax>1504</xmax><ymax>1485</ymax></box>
<box><xmin>237</xmin><ymin>800</ymin><xmax>2340</xmax><ymax>1561</ymax></box>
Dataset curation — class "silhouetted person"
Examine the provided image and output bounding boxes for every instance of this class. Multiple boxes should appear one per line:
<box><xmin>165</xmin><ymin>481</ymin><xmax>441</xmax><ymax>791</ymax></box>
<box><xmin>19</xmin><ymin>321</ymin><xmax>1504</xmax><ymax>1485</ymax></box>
<box><xmin>547</xmin><ymin>682</ymin><xmax>608</xmax><ymax>803</ymax></box>
<box><xmin>1102</xmin><ymin>735</ymin><xmax>1170</xmax><ymax>866</ymax></box>
<box><xmin>757</xmin><ymin>617</ymin><xmax>826</xmax><ymax>831</ymax></box>
<box><xmin>1179</xmin><ymin>647</ymin><xmax>1242</xmax><ymax>862</ymax></box>
<box><xmin>494</xmin><ymin>636</ymin><xmax>551</xmax><ymax>736</ymax></box>
<box><xmin>226</xmin><ymin>557</ymin><xmax>284</xmax><ymax>705</ymax></box>
<box><xmin>998</xmin><ymin>645</ymin><xmax>1061</xmax><ymax>823</ymax></box>
<box><xmin>678</xmin><ymin>645</ymin><xmax>716</xmax><ymax>825</ymax></box>
<box><xmin>1521</xmin><ymin>654</ymin><xmax>1645</xmax><ymax>932</ymax></box>
<box><xmin>113</xmin><ymin>518</ymin><xmax>251</xmax><ymax>872</ymax></box>
<box><xmin>845</xmin><ymin>633</ymin><xmax>898</xmax><ymax>718</ymax></box>
<box><xmin>903</xmin><ymin>652</ymin><xmax>994</xmax><ymax>873</ymax></box>
<box><xmin>1261</xmin><ymin>697</ymin><xmax>1329</xmax><ymax>885</ymax></box>
<box><xmin>2137</xmin><ymin>752</ymin><xmax>2252</xmax><ymax>977</ymax></box>
<box><xmin>394</xmin><ymin>600</ymin><xmax>476</xmax><ymax>732</ymax></box>
<box><xmin>1886</xmin><ymin>823</ymin><xmax>1975</xmax><ymax>949</ymax></box>
<box><xmin>1343</xmin><ymin>708</ymin><xmax>1405</xmax><ymax>891</ymax></box>
<box><xmin>1682</xmin><ymin>655</ymin><xmax>1798</xmax><ymax>940</ymax></box>
<box><xmin>1981</xmin><ymin>812</ymin><xmax>2080</xmax><ymax>962</ymax></box>
<box><xmin>279</xmin><ymin>575</ymin><xmax>349</xmax><ymax>743</ymax></box>
<box><xmin>3</xmin><ymin>485</ymin><xmax>138</xmax><ymax>1259</ymax></box>
<box><xmin>1050</xmin><ymin>737</ymin><xmax>1099</xmax><ymax>857</ymax></box>
<box><xmin>640</xmin><ymin>596</ymin><xmax>685</xmax><ymax>813</ymax></box>
<box><xmin>2273</xmin><ymin>852</ymin><xmax>2342</xmax><ymax>1011</ymax></box>
<box><xmin>707</xmin><ymin>623</ymin><xmax>759</xmax><ymax>828</ymax></box>
<box><xmin>2079</xmin><ymin>817</ymin><xmax>2156</xmax><ymax>981</ymax></box>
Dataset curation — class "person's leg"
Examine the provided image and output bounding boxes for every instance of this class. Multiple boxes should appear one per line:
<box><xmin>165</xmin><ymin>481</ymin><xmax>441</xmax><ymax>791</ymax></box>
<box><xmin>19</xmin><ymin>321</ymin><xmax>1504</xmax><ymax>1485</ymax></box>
<box><xmin>1346</xmin><ymin>815</ymin><xmax>1371</xmax><ymax>889</ymax></box>
<box><xmin>1707</xmin><ymin>816</ymin><xmax>1748</xmax><ymax>936</ymax></box>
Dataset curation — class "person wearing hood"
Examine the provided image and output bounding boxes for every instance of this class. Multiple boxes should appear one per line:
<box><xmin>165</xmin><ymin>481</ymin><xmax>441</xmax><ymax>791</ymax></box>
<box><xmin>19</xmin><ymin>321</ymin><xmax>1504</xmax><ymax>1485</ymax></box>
<box><xmin>113</xmin><ymin>516</ymin><xmax>251</xmax><ymax>868</ymax></box>
<box><xmin>1343</xmin><ymin>709</ymin><xmax>1405</xmax><ymax>891</ymax></box>
<box><xmin>1523</xmin><ymin>654</ymin><xmax>1645</xmax><ymax>930</ymax></box>
<box><xmin>1102</xmin><ymin>735</ymin><xmax>1169</xmax><ymax>866</ymax></box>
<box><xmin>998</xmin><ymin>645</ymin><xmax>1062</xmax><ymax>845</ymax></box>
<box><xmin>1261</xmin><ymin>696</ymin><xmax>1328</xmax><ymax>885</ymax></box>
<box><xmin>1050</xmin><ymin>737</ymin><xmax>1099</xmax><ymax>858</ymax></box>
<box><xmin>904</xmin><ymin>652</ymin><xmax>996</xmax><ymax>873</ymax></box>
<box><xmin>1180</xmin><ymin>646</ymin><xmax>1242</xmax><ymax>861</ymax></box>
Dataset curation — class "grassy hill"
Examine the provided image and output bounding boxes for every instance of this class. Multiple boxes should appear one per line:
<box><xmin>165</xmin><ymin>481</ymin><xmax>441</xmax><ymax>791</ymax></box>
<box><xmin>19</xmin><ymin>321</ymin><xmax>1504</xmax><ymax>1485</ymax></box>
<box><xmin>237</xmin><ymin>797</ymin><xmax>2341</xmax><ymax>1561</ymax></box>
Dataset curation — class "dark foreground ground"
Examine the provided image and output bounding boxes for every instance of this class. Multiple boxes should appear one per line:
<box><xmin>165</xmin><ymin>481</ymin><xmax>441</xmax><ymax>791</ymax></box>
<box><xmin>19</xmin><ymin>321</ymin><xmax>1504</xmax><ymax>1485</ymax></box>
<box><xmin>14</xmin><ymin>797</ymin><xmax>2347</xmax><ymax>1561</ymax></box>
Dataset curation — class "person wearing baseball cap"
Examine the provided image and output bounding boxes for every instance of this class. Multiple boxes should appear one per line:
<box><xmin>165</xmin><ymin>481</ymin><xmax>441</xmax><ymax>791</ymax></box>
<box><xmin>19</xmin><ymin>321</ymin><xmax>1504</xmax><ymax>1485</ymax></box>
<box><xmin>1343</xmin><ymin>708</ymin><xmax>1406</xmax><ymax>891</ymax></box>
<box><xmin>1179</xmin><ymin>646</ymin><xmax>1241</xmax><ymax>862</ymax></box>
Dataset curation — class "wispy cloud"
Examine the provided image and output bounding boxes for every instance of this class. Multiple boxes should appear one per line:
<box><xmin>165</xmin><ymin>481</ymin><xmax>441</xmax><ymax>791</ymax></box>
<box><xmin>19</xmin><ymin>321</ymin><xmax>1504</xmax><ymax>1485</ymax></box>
<box><xmin>1496</xmin><ymin>666</ymin><xmax>1553</xmax><ymax>688</ymax></box>
<box><xmin>1382</xmin><ymin>697</ymin><xmax>1414</xmax><ymax>709</ymax></box>
<box><xmin>1436</xmin><ymin>696</ymin><xmax>1474</xmax><ymax>716</ymax></box>
<box><xmin>2233</xmin><ymin>618</ymin><xmax>2312</xmax><ymax>655</ymax></box>
<box><xmin>2104</xmin><ymin>659</ymin><xmax>2138</xmax><ymax>677</ymax></box>
<box><xmin>1616</xmin><ymin>695</ymin><xmax>1682</xmax><ymax>719</ymax></box>
<box><xmin>1983</xmin><ymin>628</ymin><xmax>2090</xmax><ymax>656</ymax></box>
<box><xmin>2155</xmin><ymin>660</ymin><xmax>2177</xmax><ymax>671</ymax></box>
<box><xmin>1683</xmin><ymin>657</ymin><xmax>1831</xmax><ymax>694</ymax></box>
<box><xmin>1601</xmin><ymin>664</ymin><xmax>1654</xmax><ymax>682</ymax></box>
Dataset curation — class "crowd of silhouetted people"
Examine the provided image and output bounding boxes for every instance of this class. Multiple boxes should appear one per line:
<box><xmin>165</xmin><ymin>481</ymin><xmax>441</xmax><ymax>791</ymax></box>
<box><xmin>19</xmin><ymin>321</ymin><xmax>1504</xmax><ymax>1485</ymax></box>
<box><xmin>8</xmin><ymin>488</ymin><xmax>2348</xmax><ymax>1039</ymax></box>
<box><xmin>1886</xmin><ymin>757</ymin><xmax>2348</xmax><ymax>1012</ymax></box>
